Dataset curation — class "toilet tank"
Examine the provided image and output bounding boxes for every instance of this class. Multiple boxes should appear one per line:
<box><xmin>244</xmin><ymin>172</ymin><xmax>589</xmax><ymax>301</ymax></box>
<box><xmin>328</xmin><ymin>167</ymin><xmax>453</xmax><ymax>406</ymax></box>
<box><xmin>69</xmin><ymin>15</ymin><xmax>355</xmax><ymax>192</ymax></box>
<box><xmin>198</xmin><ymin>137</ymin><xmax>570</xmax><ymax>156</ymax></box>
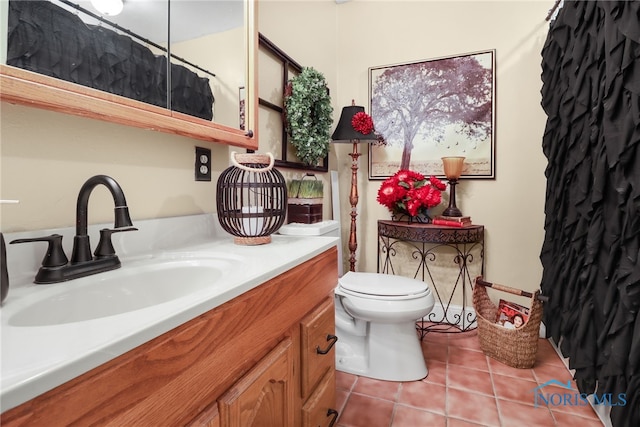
<box><xmin>278</xmin><ymin>220</ymin><xmax>343</xmax><ymax>276</ymax></box>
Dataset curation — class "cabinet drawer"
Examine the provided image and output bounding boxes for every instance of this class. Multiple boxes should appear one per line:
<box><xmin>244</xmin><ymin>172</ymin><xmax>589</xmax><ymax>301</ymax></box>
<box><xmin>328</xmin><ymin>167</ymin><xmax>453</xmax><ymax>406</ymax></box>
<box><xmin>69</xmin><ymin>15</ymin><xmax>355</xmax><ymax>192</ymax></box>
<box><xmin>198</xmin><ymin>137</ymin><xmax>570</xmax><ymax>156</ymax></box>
<box><xmin>300</xmin><ymin>297</ymin><xmax>336</xmax><ymax>398</ymax></box>
<box><xmin>301</xmin><ymin>370</ymin><xmax>337</xmax><ymax>427</ymax></box>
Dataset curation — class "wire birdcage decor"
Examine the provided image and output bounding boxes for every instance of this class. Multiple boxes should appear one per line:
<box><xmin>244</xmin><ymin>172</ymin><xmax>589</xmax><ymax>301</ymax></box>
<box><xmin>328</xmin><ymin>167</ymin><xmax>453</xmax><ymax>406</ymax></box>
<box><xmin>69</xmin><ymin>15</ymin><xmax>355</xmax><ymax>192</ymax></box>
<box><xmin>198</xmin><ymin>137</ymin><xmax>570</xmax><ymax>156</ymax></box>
<box><xmin>216</xmin><ymin>152</ymin><xmax>287</xmax><ymax>245</ymax></box>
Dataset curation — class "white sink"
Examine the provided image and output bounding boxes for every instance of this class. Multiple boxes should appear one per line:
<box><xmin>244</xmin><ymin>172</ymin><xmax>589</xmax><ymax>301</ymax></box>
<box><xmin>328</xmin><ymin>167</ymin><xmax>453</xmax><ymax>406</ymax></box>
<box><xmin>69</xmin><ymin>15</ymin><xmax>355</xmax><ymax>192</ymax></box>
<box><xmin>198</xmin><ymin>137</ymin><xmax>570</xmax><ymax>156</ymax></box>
<box><xmin>1</xmin><ymin>214</ymin><xmax>340</xmax><ymax>414</ymax></box>
<box><xmin>8</xmin><ymin>257</ymin><xmax>229</xmax><ymax>327</ymax></box>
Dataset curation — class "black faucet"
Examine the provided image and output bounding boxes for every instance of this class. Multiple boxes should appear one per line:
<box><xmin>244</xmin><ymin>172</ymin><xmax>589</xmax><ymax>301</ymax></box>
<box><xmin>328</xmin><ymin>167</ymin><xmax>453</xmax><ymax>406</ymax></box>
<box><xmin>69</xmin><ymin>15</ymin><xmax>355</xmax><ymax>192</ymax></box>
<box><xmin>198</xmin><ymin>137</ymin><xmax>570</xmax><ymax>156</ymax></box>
<box><xmin>11</xmin><ymin>175</ymin><xmax>137</xmax><ymax>284</ymax></box>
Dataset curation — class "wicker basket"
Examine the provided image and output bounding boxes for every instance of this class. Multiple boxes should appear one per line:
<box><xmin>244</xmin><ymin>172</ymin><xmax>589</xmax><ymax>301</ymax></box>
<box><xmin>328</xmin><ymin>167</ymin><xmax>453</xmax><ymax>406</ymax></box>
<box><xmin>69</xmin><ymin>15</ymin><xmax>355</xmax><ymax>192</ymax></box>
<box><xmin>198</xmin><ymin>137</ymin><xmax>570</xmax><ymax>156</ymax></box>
<box><xmin>473</xmin><ymin>277</ymin><xmax>544</xmax><ymax>368</ymax></box>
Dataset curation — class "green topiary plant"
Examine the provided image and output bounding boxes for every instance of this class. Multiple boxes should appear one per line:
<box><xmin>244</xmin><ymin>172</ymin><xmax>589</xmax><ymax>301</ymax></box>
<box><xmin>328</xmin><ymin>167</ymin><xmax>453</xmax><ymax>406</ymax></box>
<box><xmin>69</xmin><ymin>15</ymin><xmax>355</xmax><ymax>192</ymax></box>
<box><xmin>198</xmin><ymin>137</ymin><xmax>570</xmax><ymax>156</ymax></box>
<box><xmin>284</xmin><ymin>67</ymin><xmax>333</xmax><ymax>166</ymax></box>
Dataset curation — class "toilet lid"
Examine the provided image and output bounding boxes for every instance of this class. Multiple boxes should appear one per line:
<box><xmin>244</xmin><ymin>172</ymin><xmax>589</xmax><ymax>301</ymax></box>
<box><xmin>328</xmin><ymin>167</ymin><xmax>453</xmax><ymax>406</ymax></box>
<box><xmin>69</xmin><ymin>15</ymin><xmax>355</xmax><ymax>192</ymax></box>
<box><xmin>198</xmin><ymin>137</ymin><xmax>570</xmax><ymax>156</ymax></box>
<box><xmin>338</xmin><ymin>272</ymin><xmax>428</xmax><ymax>297</ymax></box>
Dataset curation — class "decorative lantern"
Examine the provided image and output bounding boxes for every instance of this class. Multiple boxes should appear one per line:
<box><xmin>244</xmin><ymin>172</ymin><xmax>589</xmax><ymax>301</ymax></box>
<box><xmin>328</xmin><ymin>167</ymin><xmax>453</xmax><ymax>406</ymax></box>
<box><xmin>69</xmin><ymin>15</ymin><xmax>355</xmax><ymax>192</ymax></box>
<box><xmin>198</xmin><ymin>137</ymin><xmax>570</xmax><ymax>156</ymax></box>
<box><xmin>217</xmin><ymin>152</ymin><xmax>287</xmax><ymax>245</ymax></box>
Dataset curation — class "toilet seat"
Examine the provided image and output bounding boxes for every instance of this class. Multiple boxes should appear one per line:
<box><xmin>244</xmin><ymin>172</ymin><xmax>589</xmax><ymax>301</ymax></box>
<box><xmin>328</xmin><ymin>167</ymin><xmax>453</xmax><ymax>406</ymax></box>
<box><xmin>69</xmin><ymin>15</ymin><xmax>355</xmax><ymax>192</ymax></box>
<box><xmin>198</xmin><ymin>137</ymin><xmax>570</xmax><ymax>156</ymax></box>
<box><xmin>338</xmin><ymin>272</ymin><xmax>430</xmax><ymax>301</ymax></box>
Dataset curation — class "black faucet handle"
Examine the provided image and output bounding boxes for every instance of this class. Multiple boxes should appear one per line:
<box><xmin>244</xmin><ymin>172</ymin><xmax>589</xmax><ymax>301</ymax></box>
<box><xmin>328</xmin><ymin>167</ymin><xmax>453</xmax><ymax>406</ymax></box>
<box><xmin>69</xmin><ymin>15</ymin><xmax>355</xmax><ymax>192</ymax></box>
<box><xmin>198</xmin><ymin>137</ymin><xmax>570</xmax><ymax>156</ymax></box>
<box><xmin>94</xmin><ymin>227</ymin><xmax>138</xmax><ymax>258</ymax></box>
<box><xmin>10</xmin><ymin>234</ymin><xmax>69</xmax><ymax>267</ymax></box>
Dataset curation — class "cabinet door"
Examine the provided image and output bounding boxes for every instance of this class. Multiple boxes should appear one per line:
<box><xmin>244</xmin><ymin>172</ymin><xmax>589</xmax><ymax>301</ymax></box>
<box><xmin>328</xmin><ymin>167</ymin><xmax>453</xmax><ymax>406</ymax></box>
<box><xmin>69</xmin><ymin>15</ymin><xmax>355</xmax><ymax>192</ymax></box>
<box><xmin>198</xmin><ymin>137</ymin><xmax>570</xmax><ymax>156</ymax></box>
<box><xmin>301</xmin><ymin>370</ymin><xmax>338</xmax><ymax>427</ymax></box>
<box><xmin>186</xmin><ymin>403</ymin><xmax>221</xmax><ymax>427</ymax></box>
<box><xmin>300</xmin><ymin>298</ymin><xmax>336</xmax><ymax>398</ymax></box>
<box><xmin>218</xmin><ymin>338</ymin><xmax>294</xmax><ymax>427</ymax></box>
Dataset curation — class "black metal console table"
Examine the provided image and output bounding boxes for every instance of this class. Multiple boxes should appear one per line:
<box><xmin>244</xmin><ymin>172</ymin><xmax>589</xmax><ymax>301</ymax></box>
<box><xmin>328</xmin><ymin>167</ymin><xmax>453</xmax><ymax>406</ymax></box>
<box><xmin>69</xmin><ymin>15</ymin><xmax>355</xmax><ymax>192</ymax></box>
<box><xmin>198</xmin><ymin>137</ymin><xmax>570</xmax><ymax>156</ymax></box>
<box><xmin>377</xmin><ymin>220</ymin><xmax>484</xmax><ymax>337</ymax></box>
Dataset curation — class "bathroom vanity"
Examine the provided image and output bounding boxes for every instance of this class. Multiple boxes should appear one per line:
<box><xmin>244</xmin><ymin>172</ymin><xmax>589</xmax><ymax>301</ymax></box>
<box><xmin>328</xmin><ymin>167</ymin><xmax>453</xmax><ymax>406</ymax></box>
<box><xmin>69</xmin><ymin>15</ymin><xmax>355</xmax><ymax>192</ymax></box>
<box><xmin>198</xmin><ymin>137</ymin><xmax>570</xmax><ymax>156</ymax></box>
<box><xmin>1</xmin><ymin>215</ymin><xmax>339</xmax><ymax>426</ymax></box>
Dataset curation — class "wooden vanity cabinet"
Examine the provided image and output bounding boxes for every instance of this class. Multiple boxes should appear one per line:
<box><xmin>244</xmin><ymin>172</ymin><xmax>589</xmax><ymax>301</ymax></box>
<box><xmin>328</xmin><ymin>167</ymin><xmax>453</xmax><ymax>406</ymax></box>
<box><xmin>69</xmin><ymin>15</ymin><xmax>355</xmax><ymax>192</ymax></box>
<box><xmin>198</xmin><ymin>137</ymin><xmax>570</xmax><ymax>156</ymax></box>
<box><xmin>1</xmin><ymin>247</ymin><xmax>338</xmax><ymax>427</ymax></box>
<box><xmin>190</xmin><ymin>287</ymin><xmax>338</xmax><ymax>427</ymax></box>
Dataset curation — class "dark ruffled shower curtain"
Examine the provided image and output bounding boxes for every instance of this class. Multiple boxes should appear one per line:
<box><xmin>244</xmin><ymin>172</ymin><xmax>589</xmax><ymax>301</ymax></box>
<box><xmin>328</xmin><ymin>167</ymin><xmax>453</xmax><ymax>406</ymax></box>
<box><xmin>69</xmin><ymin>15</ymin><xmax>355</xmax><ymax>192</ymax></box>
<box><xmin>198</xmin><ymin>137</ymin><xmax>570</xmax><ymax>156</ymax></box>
<box><xmin>540</xmin><ymin>2</ymin><xmax>639</xmax><ymax>426</ymax></box>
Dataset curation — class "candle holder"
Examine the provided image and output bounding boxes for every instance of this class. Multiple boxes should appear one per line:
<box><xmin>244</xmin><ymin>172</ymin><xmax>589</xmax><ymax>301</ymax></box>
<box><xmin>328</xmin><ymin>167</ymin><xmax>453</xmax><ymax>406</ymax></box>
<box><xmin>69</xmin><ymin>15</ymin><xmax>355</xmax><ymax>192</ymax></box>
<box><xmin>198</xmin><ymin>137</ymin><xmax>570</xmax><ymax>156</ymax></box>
<box><xmin>441</xmin><ymin>156</ymin><xmax>465</xmax><ymax>217</ymax></box>
<box><xmin>216</xmin><ymin>152</ymin><xmax>287</xmax><ymax>245</ymax></box>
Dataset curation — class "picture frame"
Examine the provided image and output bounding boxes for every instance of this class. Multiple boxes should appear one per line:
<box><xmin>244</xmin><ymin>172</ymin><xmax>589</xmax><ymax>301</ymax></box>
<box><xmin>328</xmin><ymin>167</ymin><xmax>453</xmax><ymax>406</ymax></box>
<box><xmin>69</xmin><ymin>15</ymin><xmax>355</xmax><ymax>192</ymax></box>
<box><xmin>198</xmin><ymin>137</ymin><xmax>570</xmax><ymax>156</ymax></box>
<box><xmin>368</xmin><ymin>50</ymin><xmax>496</xmax><ymax>180</ymax></box>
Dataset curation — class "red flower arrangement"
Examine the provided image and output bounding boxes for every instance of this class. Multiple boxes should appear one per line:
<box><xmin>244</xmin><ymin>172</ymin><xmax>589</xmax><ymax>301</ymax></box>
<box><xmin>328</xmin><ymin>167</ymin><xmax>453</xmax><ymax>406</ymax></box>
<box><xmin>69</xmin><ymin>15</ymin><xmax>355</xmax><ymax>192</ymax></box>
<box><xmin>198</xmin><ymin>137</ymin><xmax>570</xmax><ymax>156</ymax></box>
<box><xmin>377</xmin><ymin>169</ymin><xmax>447</xmax><ymax>219</ymax></box>
<box><xmin>351</xmin><ymin>111</ymin><xmax>374</xmax><ymax>135</ymax></box>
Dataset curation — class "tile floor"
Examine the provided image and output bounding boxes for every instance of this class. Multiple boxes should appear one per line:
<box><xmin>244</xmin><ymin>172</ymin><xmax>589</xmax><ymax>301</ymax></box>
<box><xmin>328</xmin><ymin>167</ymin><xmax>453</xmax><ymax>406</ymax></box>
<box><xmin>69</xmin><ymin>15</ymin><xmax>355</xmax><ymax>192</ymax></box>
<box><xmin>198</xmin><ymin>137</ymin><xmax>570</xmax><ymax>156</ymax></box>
<box><xmin>334</xmin><ymin>328</ymin><xmax>604</xmax><ymax>427</ymax></box>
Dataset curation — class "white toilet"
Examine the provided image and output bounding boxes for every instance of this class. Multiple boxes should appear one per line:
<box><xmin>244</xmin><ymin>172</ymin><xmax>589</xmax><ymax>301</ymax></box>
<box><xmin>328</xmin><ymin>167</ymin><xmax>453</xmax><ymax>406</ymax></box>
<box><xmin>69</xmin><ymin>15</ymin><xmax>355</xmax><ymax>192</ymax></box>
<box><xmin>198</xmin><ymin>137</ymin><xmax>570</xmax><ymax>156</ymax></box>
<box><xmin>279</xmin><ymin>220</ymin><xmax>435</xmax><ymax>382</ymax></box>
<box><xmin>335</xmin><ymin>271</ymin><xmax>435</xmax><ymax>381</ymax></box>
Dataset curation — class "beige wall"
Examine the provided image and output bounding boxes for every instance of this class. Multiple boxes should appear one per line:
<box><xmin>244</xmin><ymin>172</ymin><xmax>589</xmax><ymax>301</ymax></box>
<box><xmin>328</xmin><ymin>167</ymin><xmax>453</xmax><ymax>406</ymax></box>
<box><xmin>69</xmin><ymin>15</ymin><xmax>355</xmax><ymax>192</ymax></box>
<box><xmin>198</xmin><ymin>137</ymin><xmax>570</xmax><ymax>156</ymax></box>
<box><xmin>0</xmin><ymin>102</ymin><xmax>227</xmax><ymax>231</ymax></box>
<box><xmin>1</xmin><ymin>0</ymin><xmax>550</xmax><ymax>295</ymax></box>
<box><xmin>258</xmin><ymin>0</ymin><xmax>340</xmax><ymax>224</ymax></box>
<box><xmin>338</xmin><ymin>1</ymin><xmax>550</xmax><ymax>294</ymax></box>
<box><xmin>262</xmin><ymin>0</ymin><xmax>551</xmax><ymax>294</ymax></box>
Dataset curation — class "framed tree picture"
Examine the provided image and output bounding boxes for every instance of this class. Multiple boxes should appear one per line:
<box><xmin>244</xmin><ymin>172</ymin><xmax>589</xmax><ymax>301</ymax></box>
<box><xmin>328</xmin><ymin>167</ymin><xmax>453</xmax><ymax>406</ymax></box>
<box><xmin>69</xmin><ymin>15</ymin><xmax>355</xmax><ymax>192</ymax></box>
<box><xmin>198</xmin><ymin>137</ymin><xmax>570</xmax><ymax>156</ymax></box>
<box><xmin>368</xmin><ymin>50</ymin><xmax>496</xmax><ymax>180</ymax></box>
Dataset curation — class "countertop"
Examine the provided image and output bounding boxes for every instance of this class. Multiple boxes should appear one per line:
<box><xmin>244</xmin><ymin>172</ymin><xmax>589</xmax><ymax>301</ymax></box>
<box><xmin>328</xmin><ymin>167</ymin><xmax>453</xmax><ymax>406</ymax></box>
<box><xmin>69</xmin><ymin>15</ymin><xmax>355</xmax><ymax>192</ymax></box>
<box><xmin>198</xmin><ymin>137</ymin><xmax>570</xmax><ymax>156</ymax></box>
<box><xmin>0</xmin><ymin>214</ymin><xmax>338</xmax><ymax>412</ymax></box>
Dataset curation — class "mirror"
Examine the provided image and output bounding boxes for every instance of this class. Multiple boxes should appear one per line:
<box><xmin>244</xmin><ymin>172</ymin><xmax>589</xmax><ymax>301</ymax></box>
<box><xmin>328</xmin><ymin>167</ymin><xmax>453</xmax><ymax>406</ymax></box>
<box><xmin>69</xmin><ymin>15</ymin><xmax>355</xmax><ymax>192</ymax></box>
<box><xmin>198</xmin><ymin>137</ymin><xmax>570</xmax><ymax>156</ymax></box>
<box><xmin>0</xmin><ymin>0</ymin><xmax>257</xmax><ymax>149</ymax></box>
<box><xmin>170</xmin><ymin>1</ymin><xmax>244</xmax><ymax>127</ymax></box>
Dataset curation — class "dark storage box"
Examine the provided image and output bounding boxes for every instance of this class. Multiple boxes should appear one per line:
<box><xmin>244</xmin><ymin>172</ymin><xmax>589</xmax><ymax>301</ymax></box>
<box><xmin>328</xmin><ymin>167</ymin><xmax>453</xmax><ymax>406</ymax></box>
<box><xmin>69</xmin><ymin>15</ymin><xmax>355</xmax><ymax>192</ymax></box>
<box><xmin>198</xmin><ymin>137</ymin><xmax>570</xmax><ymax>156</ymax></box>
<box><xmin>287</xmin><ymin>203</ymin><xmax>323</xmax><ymax>224</ymax></box>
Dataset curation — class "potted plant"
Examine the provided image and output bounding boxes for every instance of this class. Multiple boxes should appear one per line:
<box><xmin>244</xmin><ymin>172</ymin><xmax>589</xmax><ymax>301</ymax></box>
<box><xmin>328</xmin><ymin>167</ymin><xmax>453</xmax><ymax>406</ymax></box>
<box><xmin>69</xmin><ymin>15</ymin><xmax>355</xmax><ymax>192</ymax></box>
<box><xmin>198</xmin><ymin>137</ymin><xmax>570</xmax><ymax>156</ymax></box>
<box><xmin>287</xmin><ymin>175</ymin><xmax>324</xmax><ymax>224</ymax></box>
<box><xmin>284</xmin><ymin>67</ymin><xmax>333</xmax><ymax>166</ymax></box>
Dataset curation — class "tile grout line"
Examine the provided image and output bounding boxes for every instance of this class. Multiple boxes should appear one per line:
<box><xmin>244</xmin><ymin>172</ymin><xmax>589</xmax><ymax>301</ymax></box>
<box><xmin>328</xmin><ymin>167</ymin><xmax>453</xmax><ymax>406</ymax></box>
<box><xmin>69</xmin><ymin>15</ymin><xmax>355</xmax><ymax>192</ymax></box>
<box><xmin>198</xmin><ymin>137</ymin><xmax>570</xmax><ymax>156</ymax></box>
<box><xmin>486</xmin><ymin>354</ymin><xmax>503</xmax><ymax>427</ymax></box>
<box><xmin>390</xmin><ymin>383</ymin><xmax>402</xmax><ymax>427</ymax></box>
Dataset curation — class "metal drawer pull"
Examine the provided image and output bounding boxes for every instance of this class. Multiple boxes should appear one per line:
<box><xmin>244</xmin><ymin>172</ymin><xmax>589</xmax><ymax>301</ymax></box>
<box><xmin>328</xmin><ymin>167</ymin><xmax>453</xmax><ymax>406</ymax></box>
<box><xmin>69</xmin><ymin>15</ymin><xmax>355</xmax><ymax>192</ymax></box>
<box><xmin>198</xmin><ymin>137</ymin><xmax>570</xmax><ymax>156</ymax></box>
<box><xmin>316</xmin><ymin>334</ymin><xmax>338</xmax><ymax>355</ymax></box>
<box><xmin>327</xmin><ymin>409</ymin><xmax>339</xmax><ymax>427</ymax></box>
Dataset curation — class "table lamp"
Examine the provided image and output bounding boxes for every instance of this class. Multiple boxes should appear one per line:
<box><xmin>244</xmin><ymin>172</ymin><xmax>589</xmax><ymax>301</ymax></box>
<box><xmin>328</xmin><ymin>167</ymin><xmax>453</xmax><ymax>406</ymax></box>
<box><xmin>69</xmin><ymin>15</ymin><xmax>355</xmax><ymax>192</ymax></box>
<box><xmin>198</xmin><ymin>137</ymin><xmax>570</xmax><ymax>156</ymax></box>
<box><xmin>441</xmin><ymin>156</ymin><xmax>465</xmax><ymax>217</ymax></box>
<box><xmin>331</xmin><ymin>101</ymin><xmax>378</xmax><ymax>272</ymax></box>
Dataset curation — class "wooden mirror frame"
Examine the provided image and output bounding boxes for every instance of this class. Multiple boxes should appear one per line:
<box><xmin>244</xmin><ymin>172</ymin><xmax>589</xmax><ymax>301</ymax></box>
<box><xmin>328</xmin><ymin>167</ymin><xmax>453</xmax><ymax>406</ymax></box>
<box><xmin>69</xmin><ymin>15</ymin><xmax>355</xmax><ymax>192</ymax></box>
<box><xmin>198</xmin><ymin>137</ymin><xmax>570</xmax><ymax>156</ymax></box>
<box><xmin>0</xmin><ymin>0</ymin><xmax>258</xmax><ymax>151</ymax></box>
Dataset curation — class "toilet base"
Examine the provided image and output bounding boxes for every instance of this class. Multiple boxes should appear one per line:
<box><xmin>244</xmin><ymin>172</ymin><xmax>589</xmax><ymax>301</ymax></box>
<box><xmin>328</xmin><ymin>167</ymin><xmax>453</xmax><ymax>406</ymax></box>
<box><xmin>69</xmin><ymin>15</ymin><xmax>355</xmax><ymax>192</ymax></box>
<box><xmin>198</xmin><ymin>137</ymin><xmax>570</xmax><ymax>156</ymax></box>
<box><xmin>336</xmin><ymin>321</ymin><xmax>428</xmax><ymax>382</ymax></box>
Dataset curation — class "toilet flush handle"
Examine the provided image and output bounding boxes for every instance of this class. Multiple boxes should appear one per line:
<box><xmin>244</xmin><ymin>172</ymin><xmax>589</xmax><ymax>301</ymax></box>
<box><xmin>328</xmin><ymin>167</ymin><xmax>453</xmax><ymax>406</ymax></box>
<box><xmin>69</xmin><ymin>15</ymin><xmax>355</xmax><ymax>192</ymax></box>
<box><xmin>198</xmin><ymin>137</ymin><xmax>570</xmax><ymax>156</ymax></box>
<box><xmin>316</xmin><ymin>334</ymin><xmax>338</xmax><ymax>355</ymax></box>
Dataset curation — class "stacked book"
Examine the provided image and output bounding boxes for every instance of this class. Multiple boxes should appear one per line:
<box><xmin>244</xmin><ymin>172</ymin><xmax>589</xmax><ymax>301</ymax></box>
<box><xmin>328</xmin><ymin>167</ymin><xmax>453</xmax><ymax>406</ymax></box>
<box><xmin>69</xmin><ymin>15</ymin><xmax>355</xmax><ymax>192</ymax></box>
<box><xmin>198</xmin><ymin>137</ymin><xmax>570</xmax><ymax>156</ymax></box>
<box><xmin>432</xmin><ymin>215</ymin><xmax>472</xmax><ymax>227</ymax></box>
